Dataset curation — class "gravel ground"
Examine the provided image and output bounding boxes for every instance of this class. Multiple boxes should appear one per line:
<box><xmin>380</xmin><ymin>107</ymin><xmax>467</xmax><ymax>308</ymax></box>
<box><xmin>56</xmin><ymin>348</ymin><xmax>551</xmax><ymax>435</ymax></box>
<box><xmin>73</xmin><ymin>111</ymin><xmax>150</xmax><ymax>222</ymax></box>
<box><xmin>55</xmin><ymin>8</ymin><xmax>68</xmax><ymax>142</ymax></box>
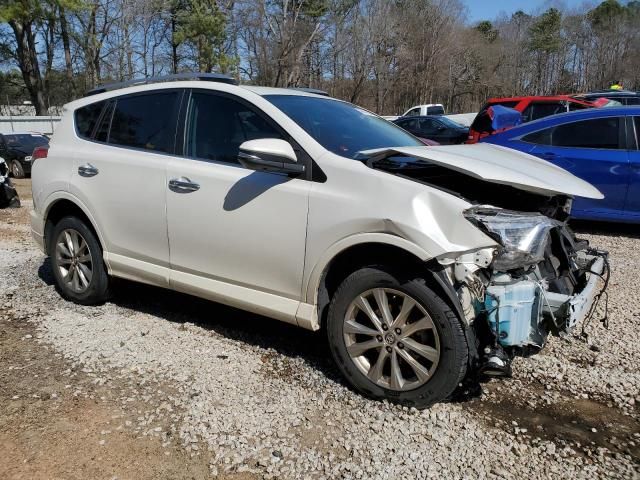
<box><xmin>1</xmin><ymin>181</ymin><xmax>638</xmax><ymax>479</ymax></box>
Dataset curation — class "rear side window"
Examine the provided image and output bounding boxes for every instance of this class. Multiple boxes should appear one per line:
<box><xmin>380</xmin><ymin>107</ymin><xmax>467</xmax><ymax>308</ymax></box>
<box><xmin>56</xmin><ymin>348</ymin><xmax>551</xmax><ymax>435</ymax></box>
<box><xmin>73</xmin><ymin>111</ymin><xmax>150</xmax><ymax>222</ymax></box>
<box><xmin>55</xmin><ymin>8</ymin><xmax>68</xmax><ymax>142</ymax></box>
<box><xmin>552</xmin><ymin>117</ymin><xmax>620</xmax><ymax>149</ymax></box>
<box><xmin>75</xmin><ymin>101</ymin><xmax>105</xmax><ymax>139</ymax></box>
<box><xmin>524</xmin><ymin>117</ymin><xmax>621</xmax><ymax>149</ymax></box>
<box><xmin>426</xmin><ymin>106</ymin><xmax>444</xmax><ymax>115</ymax></box>
<box><xmin>522</xmin><ymin>102</ymin><xmax>564</xmax><ymax>122</ymax></box>
<box><xmin>109</xmin><ymin>92</ymin><xmax>179</xmax><ymax>153</ymax></box>
<box><xmin>625</xmin><ymin>97</ymin><xmax>640</xmax><ymax>105</ymax></box>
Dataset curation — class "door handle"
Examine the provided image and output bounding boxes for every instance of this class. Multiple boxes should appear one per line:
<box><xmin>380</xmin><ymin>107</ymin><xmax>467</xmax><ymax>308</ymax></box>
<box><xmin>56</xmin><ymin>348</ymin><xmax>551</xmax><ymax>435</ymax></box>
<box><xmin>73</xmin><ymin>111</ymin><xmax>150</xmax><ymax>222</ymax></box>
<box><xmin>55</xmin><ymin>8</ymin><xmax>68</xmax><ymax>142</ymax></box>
<box><xmin>78</xmin><ymin>163</ymin><xmax>99</xmax><ymax>177</ymax></box>
<box><xmin>168</xmin><ymin>177</ymin><xmax>200</xmax><ymax>193</ymax></box>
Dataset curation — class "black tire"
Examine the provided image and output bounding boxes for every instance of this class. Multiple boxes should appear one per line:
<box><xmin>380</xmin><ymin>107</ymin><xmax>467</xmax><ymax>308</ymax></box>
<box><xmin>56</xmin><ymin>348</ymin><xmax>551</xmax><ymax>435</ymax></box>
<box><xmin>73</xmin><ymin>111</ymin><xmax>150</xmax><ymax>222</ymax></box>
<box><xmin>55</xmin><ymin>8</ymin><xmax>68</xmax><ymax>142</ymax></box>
<box><xmin>50</xmin><ymin>216</ymin><xmax>111</xmax><ymax>305</ymax></box>
<box><xmin>10</xmin><ymin>160</ymin><xmax>25</xmax><ymax>179</ymax></box>
<box><xmin>326</xmin><ymin>266</ymin><xmax>468</xmax><ymax>408</ymax></box>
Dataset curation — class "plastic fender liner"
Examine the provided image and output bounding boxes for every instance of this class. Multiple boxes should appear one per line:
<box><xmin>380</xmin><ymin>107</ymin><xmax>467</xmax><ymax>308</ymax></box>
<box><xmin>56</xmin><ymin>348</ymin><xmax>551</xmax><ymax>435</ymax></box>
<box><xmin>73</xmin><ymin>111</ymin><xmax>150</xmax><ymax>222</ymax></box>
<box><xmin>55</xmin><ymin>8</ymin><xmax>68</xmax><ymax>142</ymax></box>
<box><xmin>423</xmin><ymin>259</ymin><xmax>480</xmax><ymax>369</ymax></box>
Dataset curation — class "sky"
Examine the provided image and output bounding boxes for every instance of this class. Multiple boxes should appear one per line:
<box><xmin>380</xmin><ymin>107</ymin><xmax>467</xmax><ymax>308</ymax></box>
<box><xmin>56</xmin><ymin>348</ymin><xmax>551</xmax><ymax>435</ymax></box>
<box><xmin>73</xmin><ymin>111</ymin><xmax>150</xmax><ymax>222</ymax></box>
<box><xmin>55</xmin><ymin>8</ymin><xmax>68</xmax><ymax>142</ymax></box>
<box><xmin>464</xmin><ymin>0</ymin><xmax>592</xmax><ymax>23</ymax></box>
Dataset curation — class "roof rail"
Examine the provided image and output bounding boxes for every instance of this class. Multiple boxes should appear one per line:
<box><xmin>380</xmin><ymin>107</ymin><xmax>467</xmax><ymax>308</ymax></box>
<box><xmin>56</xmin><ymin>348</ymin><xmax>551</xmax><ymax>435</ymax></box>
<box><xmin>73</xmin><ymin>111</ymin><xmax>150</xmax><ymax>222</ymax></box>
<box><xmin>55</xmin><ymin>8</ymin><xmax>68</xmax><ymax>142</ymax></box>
<box><xmin>288</xmin><ymin>87</ymin><xmax>330</xmax><ymax>97</ymax></box>
<box><xmin>86</xmin><ymin>72</ymin><xmax>238</xmax><ymax>97</ymax></box>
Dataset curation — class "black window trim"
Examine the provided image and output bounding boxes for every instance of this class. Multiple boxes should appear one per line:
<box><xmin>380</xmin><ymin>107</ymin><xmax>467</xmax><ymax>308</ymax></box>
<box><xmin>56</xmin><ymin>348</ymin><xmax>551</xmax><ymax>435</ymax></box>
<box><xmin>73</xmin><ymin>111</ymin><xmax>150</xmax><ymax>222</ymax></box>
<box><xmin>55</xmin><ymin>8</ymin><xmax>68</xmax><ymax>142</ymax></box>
<box><xmin>518</xmin><ymin>116</ymin><xmax>627</xmax><ymax>150</ymax></box>
<box><xmin>178</xmin><ymin>88</ymin><xmax>324</xmax><ymax>182</ymax></box>
<box><xmin>74</xmin><ymin>89</ymin><xmax>185</xmax><ymax>157</ymax></box>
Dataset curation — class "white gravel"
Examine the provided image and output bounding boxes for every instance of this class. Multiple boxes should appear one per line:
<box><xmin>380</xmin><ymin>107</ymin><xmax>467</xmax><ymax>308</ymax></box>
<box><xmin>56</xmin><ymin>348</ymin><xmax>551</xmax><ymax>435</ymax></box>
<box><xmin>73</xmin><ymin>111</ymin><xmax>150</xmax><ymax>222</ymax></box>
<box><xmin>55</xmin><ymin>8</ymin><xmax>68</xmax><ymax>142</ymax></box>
<box><xmin>1</xmin><ymin>225</ymin><xmax>639</xmax><ymax>479</ymax></box>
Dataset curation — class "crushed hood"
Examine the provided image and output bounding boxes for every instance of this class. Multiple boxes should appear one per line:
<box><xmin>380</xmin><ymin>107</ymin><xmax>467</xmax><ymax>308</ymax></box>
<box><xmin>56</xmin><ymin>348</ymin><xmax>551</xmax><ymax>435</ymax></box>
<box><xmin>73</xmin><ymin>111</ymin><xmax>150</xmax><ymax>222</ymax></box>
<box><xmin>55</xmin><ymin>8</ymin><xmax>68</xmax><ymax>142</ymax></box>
<box><xmin>361</xmin><ymin>143</ymin><xmax>603</xmax><ymax>199</ymax></box>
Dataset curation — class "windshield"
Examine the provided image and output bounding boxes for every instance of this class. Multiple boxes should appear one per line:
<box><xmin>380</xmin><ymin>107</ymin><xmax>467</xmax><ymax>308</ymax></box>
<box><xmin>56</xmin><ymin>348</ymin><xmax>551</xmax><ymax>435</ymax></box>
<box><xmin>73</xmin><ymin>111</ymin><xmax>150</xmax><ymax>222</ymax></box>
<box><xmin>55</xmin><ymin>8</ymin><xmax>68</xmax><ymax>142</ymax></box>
<box><xmin>5</xmin><ymin>134</ymin><xmax>48</xmax><ymax>150</ymax></box>
<box><xmin>264</xmin><ymin>95</ymin><xmax>422</xmax><ymax>158</ymax></box>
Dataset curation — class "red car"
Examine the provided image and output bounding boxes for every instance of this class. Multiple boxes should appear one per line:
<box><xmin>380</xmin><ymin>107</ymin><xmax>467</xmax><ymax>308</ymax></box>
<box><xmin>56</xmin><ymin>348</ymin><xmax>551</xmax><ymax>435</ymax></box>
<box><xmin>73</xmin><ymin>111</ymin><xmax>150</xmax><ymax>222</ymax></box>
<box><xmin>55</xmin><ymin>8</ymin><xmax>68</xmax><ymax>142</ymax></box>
<box><xmin>466</xmin><ymin>95</ymin><xmax>603</xmax><ymax>143</ymax></box>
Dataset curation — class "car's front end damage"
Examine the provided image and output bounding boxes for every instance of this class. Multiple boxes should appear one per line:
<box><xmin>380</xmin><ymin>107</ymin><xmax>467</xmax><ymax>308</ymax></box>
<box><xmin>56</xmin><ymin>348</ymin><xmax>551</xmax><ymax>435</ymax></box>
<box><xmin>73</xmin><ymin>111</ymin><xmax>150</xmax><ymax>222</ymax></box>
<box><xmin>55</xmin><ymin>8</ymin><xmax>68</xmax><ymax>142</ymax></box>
<box><xmin>440</xmin><ymin>206</ymin><xmax>608</xmax><ymax>376</ymax></box>
<box><xmin>361</xmin><ymin>143</ymin><xmax>609</xmax><ymax>377</ymax></box>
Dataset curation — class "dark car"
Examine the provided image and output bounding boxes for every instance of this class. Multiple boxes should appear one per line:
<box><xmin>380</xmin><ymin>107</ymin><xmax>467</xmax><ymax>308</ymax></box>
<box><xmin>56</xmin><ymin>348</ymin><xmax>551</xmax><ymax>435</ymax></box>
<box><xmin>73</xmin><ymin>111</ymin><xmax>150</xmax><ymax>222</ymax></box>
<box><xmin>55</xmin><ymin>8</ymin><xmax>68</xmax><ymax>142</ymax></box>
<box><xmin>573</xmin><ymin>89</ymin><xmax>640</xmax><ymax>106</ymax></box>
<box><xmin>0</xmin><ymin>132</ymin><xmax>50</xmax><ymax>178</ymax></box>
<box><xmin>393</xmin><ymin>115</ymin><xmax>468</xmax><ymax>144</ymax></box>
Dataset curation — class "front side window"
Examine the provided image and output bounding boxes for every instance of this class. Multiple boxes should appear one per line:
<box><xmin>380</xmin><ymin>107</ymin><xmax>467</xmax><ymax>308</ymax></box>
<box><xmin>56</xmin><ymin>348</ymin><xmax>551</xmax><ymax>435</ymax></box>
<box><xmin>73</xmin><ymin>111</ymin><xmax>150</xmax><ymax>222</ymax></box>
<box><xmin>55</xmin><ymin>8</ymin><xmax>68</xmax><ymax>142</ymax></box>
<box><xmin>75</xmin><ymin>101</ymin><xmax>105</xmax><ymax>139</ymax></box>
<box><xmin>406</xmin><ymin>108</ymin><xmax>420</xmax><ymax>116</ymax></box>
<box><xmin>633</xmin><ymin>117</ymin><xmax>640</xmax><ymax>149</ymax></box>
<box><xmin>186</xmin><ymin>91</ymin><xmax>283</xmax><ymax>164</ymax></box>
<box><xmin>265</xmin><ymin>95</ymin><xmax>422</xmax><ymax>159</ymax></box>
<box><xmin>109</xmin><ymin>91</ymin><xmax>179</xmax><ymax>153</ymax></box>
<box><xmin>419</xmin><ymin>118</ymin><xmax>440</xmax><ymax>135</ymax></box>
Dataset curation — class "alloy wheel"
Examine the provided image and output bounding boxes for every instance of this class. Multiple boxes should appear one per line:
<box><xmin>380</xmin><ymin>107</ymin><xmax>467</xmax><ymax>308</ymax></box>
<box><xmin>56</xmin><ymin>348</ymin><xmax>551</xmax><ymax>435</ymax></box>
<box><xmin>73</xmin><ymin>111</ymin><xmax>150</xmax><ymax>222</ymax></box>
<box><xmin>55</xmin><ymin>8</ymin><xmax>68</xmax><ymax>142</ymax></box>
<box><xmin>55</xmin><ymin>228</ymin><xmax>94</xmax><ymax>293</ymax></box>
<box><xmin>343</xmin><ymin>288</ymin><xmax>441</xmax><ymax>391</ymax></box>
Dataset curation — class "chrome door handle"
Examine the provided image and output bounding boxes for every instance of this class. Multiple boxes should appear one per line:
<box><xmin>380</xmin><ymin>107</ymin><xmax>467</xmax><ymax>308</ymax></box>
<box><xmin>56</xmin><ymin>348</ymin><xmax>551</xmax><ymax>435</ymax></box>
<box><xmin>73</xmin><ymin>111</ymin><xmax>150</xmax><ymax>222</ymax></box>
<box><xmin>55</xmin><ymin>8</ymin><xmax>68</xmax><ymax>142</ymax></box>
<box><xmin>168</xmin><ymin>177</ymin><xmax>200</xmax><ymax>193</ymax></box>
<box><xmin>78</xmin><ymin>163</ymin><xmax>99</xmax><ymax>177</ymax></box>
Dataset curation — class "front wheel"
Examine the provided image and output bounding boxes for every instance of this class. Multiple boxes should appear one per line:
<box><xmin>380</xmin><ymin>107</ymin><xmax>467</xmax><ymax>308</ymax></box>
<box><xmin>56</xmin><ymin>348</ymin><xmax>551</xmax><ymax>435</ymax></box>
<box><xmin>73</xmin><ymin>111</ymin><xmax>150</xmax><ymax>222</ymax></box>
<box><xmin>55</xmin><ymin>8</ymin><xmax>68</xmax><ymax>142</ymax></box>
<box><xmin>50</xmin><ymin>216</ymin><xmax>111</xmax><ymax>305</ymax></box>
<box><xmin>326</xmin><ymin>267</ymin><xmax>468</xmax><ymax>408</ymax></box>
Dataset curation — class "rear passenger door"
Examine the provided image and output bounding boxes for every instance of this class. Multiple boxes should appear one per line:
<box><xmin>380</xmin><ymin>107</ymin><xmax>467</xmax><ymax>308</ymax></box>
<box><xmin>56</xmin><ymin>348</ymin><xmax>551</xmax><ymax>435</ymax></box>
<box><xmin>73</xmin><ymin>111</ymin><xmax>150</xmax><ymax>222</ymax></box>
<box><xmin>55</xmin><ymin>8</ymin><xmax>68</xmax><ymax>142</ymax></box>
<box><xmin>165</xmin><ymin>90</ymin><xmax>311</xmax><ymax>312</ymax></box>
<box><xmin>70</xmin><ymin>90</ymin><xmax>182</xmax><ymax>284</ymax></box>
<box><xmin>526</xmin><ymin>116</ymin><xmax>630</xmax><ymax>218</ymax></box>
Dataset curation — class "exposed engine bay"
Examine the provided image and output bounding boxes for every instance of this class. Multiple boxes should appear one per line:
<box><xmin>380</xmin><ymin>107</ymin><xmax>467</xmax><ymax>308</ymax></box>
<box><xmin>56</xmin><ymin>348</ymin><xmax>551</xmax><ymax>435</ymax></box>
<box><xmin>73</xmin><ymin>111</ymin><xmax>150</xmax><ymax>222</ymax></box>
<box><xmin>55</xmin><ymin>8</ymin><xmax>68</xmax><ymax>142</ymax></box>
<box><xmin>371</xmin><ymin>155</ymin><xmax>610</xmax><ymax>377</ymax></box>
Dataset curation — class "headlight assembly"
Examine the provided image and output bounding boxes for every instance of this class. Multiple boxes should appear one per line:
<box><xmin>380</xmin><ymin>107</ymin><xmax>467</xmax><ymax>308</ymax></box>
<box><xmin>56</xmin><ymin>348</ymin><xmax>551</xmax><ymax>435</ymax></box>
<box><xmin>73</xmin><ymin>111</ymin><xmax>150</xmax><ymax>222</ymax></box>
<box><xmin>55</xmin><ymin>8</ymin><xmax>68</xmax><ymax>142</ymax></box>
<box><xmin>464</xmin><ymin>207</ymin><xmax>562</xmax><ymax>271</ymax></box>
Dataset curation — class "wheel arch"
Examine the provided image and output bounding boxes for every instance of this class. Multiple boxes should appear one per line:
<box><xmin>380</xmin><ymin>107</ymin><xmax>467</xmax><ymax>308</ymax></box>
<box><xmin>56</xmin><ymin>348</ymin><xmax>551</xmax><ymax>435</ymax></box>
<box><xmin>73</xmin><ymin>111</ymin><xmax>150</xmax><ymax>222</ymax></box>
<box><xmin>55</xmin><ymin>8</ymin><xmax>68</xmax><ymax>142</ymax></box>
<box><xmin>308</xmin><ymin>235</ymin><xmax>467</xmax><ymax>332</ymax></box>
<box><xmin>43</xmin><ymin>194</ymin><xmax>106</xmax><ymax>257</ymax></box>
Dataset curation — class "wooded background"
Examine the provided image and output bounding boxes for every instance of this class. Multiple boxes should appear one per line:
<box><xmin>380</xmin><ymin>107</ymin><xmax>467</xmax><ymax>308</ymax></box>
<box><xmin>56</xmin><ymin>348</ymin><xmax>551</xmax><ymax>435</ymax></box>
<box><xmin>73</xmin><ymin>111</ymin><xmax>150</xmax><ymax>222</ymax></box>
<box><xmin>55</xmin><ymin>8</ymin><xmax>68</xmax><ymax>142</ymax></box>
<box><xmin>1</xmin><ymin>0</ymin><xmax>639</xmax><ymax>116</ymax></box>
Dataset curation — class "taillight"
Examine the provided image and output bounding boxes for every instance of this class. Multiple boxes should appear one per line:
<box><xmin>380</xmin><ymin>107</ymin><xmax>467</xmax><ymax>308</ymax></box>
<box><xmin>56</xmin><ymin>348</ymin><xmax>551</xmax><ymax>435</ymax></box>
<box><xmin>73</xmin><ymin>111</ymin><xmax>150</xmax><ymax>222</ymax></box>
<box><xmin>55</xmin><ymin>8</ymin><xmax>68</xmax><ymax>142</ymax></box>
<box><xmin>32</xmin><ymin>146</ymin><xmax>48</xmax><ymax>160</ymax></box>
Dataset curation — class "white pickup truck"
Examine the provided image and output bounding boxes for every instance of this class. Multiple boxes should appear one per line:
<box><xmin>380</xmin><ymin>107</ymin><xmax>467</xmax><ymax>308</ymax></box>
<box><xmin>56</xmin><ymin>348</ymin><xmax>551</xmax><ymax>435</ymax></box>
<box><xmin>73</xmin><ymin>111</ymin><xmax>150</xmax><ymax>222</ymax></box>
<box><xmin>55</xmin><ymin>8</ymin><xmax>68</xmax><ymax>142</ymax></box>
<box><xmin>383</xmin><ymin>104</ymin><xmax>445</xmax><ymax>121</ymax></box>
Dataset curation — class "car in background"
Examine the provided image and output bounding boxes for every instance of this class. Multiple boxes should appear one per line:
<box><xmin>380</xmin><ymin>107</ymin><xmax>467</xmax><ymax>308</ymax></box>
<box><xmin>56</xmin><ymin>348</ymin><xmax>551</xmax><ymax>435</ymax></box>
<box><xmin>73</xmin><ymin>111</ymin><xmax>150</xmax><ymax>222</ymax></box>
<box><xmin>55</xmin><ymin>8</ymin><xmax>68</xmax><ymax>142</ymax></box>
<box><xmin>0</xmin><ymin>132</ymin><xmax>50</xmax><ymax>178</ymax></box>
<box><xmin>573</xmin><ymin>89</ymin><xmax>640</xmax><ymax>106</ymax></box>
<box><xmin>480</xmin><ymin>106</ymin><xmax>640</xmax><ymax>223</ymax></box>
<box><xmin>402</xmin><ymin>104</ymin><xmax>445</xmax><ymax>116</ymax></box>
<box><xmin>467</xmin><ymin>95</ymin><xmax>598</xmax><ymax>143</ymax></box>
<box><xmin>383</xmin><ymin>104</ymin><xmax>446</xmax><ymax>121</ymax></box>
<box><xmin>393</xmin><ymin>115</ymin><xmax>468</xmax><ymax>144</ymax></box>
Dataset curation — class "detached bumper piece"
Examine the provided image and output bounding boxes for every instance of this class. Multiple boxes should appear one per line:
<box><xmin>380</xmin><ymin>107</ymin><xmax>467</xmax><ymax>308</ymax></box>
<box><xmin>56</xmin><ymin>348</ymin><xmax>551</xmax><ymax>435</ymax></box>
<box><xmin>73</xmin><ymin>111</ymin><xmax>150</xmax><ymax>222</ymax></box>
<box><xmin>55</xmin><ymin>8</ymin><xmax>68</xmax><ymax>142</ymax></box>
<box><xmin>0</xmin><ymin>177</ymin><xmax>20</xmax><ymax>209</ymax></box>
<box><xmin>542</xmin><ymin>254</ymin><xmax>608</xmax><ymax>330</ymax></box>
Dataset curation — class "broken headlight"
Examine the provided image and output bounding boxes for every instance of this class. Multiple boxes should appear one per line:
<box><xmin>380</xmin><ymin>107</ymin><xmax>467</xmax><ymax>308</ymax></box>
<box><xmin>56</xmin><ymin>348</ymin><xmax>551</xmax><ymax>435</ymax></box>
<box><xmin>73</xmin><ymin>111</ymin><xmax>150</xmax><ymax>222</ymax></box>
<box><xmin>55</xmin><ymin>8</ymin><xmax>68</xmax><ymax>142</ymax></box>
<box><xmin>464</xmin><ymin>207</ymin><xmax>562</xmax><ymax>271</ymax></box>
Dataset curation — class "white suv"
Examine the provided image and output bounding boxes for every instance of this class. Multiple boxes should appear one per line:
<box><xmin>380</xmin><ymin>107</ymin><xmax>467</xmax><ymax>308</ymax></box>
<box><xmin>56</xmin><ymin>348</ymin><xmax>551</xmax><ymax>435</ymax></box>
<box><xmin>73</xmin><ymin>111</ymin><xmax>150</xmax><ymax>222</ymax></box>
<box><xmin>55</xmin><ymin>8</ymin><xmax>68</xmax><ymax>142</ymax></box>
<box><xmin>31</xmin><ymin>74</ymin><xmax>608</xmax><ymax>408</ymax></box>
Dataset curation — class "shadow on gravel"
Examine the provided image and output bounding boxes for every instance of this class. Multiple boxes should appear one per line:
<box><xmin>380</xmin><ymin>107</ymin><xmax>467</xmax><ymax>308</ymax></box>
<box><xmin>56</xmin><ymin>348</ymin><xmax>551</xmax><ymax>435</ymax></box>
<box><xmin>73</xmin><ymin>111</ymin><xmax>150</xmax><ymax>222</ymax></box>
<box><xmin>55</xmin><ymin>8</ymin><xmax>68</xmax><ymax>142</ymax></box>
<box><xmin>36</xmin><ymin>256</ymin><xmax>483</xmax><ymax>403</ymax></box>
<box><xmin>570</xmin><ymin>219</ymin><xmax>640</xmax><ymax>239</ymax></box>
<box><xmin>108</xmin><ymin>278</ymin><xmax>346</xmax><ymax>387</ymax></box>
<box><xmin>37</xmin><ymin>257</ymin><xmax>55</xmax><ymax>286</ymax></box>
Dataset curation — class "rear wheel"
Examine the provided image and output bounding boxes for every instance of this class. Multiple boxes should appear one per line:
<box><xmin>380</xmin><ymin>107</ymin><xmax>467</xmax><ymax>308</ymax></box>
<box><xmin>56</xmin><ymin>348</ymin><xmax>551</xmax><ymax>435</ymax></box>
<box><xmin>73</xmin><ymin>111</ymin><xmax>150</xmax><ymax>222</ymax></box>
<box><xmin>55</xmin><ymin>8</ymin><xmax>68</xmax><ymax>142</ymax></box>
<box><xmin>50</xmin><ymin>216</ymin><xmax>110</xmax><ymax>305</ymax></box>
<box><xmin>326</xmin><ymin>267</ymin><xmax>468</xmax><ymax>408</ymax></box>
<box><xmin>10</xmin><ymin>160</ymin><xmax>25</xmax><ymax>179</ymax></box>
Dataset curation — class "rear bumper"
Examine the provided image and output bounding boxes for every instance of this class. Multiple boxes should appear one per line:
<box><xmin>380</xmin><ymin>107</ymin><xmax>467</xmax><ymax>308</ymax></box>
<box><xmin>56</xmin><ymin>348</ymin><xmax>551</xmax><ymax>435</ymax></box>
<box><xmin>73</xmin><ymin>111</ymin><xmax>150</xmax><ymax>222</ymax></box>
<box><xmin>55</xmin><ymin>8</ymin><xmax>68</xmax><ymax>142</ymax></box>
<box><xmin>30</xmin><ymin>209</ymin><xmax>46</xmax><ymax>254</ymax></box>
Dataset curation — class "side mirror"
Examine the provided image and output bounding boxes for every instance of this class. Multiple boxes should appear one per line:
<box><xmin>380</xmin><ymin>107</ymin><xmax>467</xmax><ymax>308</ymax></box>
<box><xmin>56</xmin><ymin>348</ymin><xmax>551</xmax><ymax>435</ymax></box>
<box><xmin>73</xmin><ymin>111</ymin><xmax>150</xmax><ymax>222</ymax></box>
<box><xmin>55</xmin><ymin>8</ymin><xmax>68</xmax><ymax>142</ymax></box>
<box><xmin>238</xmin><ymin>139</ymin><xmax>305</xmax><ymax>175</ymax></box>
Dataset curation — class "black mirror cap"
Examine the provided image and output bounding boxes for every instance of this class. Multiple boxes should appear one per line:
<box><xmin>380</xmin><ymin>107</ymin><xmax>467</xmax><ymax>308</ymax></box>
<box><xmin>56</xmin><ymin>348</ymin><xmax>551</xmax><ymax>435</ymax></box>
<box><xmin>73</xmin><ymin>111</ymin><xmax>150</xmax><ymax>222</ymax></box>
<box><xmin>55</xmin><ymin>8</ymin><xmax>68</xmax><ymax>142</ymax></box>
<box><xmin>238</xmin><ymin>151</ymin><xmax>305</xmax><ymax>175</ymax></box>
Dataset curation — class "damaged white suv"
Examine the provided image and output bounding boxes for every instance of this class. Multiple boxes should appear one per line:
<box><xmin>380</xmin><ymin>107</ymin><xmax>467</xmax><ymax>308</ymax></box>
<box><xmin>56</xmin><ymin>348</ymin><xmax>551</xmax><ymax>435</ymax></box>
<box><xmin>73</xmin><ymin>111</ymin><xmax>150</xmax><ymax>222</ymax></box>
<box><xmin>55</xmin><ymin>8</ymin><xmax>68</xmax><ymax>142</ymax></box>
<box><xmin>31</xmin><ymin>74</ymin><xmax>608</xmax><ymax>408</ymax></box>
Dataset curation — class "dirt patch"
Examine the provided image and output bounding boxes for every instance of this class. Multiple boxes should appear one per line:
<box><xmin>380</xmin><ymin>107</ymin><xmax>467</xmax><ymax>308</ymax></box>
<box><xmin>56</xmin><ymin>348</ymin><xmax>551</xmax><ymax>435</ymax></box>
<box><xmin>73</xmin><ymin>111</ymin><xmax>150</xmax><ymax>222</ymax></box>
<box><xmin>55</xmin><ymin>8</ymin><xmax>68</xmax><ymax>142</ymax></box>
<box><xmin>0</xmin><ymin>306</ymin><xmax>256</xmax><ymax>480</ymax></box>
<box><xmin>469</xmin><ymin>381</ymin><xmax>640</xmax><ymax>459</ymax></box>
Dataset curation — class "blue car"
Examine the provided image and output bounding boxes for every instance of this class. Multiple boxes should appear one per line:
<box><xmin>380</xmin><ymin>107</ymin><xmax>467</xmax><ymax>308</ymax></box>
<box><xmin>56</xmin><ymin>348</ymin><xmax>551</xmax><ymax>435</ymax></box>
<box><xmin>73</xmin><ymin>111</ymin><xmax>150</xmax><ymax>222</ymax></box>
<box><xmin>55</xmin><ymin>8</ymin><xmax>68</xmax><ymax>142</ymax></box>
<box><xmin>480</xmin><ymin>106</ymin><xmax>640</xmax><ymax>223</ymax></box>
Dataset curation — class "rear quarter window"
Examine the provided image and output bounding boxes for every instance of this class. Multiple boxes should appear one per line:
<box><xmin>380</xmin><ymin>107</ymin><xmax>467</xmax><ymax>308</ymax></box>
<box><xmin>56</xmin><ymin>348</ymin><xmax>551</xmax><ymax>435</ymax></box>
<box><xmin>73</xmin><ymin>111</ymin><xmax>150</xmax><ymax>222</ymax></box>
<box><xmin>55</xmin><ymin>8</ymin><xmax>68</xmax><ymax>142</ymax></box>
<box><xmin>75</xmin><ymin>101</ymin><xmax>105</xmax><ymax>139</ymax></box>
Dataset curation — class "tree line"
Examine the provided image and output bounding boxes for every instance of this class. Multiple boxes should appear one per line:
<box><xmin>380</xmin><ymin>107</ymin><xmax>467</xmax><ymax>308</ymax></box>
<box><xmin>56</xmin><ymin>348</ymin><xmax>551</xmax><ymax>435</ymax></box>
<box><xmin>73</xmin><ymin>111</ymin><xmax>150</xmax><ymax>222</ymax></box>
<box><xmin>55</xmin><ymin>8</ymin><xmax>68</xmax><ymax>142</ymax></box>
<box><xmin>1</xmin><ymin>0</ymin><xmax>639</xmax><ymax>116</ymax></box>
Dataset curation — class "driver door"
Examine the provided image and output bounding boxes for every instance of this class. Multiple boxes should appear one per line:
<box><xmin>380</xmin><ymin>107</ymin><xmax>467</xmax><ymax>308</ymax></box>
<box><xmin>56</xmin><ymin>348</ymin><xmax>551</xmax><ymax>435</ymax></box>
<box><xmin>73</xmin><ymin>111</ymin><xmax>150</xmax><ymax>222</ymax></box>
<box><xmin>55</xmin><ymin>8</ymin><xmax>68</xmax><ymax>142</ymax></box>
<box><xmin>166</xmin><ymin>90</ymin><xmax>311</xmax><ymax>314</ymax></box>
